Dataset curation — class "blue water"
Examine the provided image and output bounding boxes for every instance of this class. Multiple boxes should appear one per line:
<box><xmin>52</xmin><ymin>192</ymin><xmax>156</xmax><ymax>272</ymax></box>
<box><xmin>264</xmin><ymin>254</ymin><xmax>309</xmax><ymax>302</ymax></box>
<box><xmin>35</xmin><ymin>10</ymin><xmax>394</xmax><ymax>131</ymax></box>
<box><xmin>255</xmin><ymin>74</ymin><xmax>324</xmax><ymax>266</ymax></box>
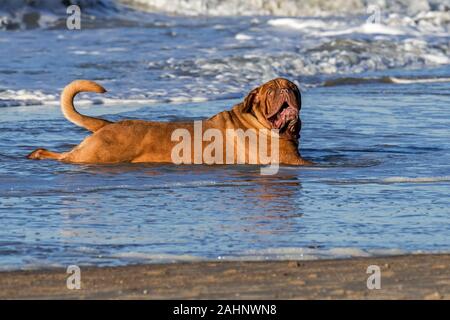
<box><xmin>1</xmin><ymin>80</ymin><xmax>449</xmax><ymax>269</ymax></box>
<box><xmin>1</xmin><ymin>2</ymin><xmax>450</xmax><ymax>269</ymax></box>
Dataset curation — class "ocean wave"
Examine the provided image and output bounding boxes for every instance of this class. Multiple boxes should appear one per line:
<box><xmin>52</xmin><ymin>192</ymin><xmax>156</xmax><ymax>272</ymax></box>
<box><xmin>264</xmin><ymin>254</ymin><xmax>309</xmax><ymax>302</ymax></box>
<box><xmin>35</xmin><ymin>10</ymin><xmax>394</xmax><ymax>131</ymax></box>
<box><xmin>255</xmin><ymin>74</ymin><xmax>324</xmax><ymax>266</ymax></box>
<box><xmin>2</xmin><ymin>0</ymin><xmax>450</xmax><ymax>30</ymax></box>
<box><xmin>389</xmin><ymin>76</ymin><xmax>450</xmax><ymax>84</ymax></box>
<box><xmin>0</xmin><ymin>86</ymin><xmax>213</xmax><ymax>107</ymax></box>
<box><xmin>104</xmin><ymin>247</ymin><xmax>413</xmax><ymax>263</ymax></box>
<box><xmin>220</xmin><ymin>247</ymin><xmax>409</xmax><ymax>261</ymax></box>
<box><xmin>2</xmin><ymin>247</ymin><xmax>432</xmax><ymax>270</ymax></box>
<box><xmin>268</xmin><ymin>10</ymin><xmax>450</xmax><ymax>36</ymax></box>
<box><xmin>2</xmin><ymin>73</ymin><xmax>450</xmax><ymax>108</ymax></box>
<box><xmin>2</xmin><ymin>1</ymin><xmax>450</xmax><ymax>105</ymax></box>
<box><xmin>0</xmin><ymin>0</ymin><xmax>123</xmax><ymax>30</ymax></box>
<box><xmin>109</xmin><ymin>252</ymin><xmax>203</xmax><ymax>263</ymax></box>
<box><xmin>150</xmin><ymin>39</ymin><xmax>450</xmax><ymax>87</ymax></box>
<box><xmin>0</xmin><ymin>89</ymin><xmax>57</xmax><ymax>107</ymax></box>
<box><xmin>323</xmin><ymin>76</ymin><xmax>450</xmax><ymax>86</ymax></box>
<box><xmin>121</xmin><ymin>0</ymin><xmax>442</xmax><ymax>17</ymax></box>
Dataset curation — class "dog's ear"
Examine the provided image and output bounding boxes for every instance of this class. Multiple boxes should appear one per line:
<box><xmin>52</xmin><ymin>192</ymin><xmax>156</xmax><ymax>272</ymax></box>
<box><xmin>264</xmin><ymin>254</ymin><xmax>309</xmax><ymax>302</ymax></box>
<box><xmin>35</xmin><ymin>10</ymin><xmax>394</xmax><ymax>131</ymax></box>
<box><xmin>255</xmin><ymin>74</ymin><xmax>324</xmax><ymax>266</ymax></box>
<box><xmin>242</xmin><ymin>87</ymin><xmax>259</xmax><ymax>113</ymax></box>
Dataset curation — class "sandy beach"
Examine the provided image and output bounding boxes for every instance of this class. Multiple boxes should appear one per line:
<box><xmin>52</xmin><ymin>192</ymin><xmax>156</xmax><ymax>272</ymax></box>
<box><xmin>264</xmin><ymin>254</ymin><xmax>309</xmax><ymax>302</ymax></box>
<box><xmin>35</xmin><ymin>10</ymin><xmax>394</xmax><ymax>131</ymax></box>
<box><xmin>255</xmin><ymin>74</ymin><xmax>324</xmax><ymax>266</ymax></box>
<box><xmin>0</xmin><ymin>254</ymin><xmax>448</xmax><ymax>299</ymax></box>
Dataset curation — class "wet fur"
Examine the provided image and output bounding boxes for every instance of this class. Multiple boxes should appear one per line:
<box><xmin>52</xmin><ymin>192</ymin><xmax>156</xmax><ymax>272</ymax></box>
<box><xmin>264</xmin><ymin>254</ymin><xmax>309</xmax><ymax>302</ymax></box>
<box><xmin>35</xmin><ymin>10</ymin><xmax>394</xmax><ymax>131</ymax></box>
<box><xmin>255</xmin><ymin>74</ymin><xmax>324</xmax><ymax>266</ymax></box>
<box><xmin>27</xmin><ymin>78</ymin><xmax>311</xmax><ymax>165</ymax></box>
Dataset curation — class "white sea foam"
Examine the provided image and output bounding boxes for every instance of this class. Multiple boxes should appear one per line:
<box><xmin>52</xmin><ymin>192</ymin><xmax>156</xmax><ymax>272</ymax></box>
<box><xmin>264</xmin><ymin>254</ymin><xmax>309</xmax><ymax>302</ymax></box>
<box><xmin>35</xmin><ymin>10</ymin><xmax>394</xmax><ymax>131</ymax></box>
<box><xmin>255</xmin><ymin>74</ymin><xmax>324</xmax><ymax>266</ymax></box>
<box><xmin>121</xmin><ymin>0</ymin><xmax>364</xmax><ymax>16</ymax></box>
<box><xmin>120</xmin><ymin>0</ymin><xmax>441</xmax><ymax>17</ymax></box>
<box><xmin>318</xmin><ymin>23</ymin><xmax>409</xmax><ymax>36</ymax></box>
<box><xmin>110</xmin><ymin>252</ymin><xmax>203</xmax><ymax>262</ymax></box>
<box><xmin>2</xmin><ymin>1</ymin><xmax>450</xmax><ymax>106</ymax></box>
<box><xmin>0</xmin><ymin>89</ymin><xmax>57</xmax><ymax>107</ymax></box>
<box><xmin>0</xmin><ymin>88</ymin><xmax>212</xmax><ymax>108</ymax></box>
<box><xmin>268</xmin><ymin>19</ymin><xmax>412</xmax><ymax>37</ymax></box>
<box><xmin>390</xmin><ymin>76</ymin><xmax>450</xmax><ymax>84</ymax></box>
<box><xmin>267</xmin><ymin>18</ymin><xmax>331</xmax><ymax>30</ymax></box>
<box><xmin>168</xmin><ymin>96</ymin><xmax>208</xmax><ymax>103</ymax></box>
<box><xmin>268</xmin><ymin>9</ymin><xmax>450</xmax><ymax>37</ymax></box>
<box><xmin>219</xmin><ymin>247</ymin><xmax>408</xmax><ymax>261</ymax></box>
<box><xmin>72</xmin><ymin>50</ymin><xmax>102</xmax><ymax>56</ymax></box>
<box><xmin>422</xmin><ymin>54</ymin><xmax>450</xmax><ymax>65</ymax></box>
<box><xmin>3</xmin><ymin>0</ymin><xmax>449</xmax><ymax>30</ymax></box>
<box><xmin>2</xmin><ymin>72</ymin><xmax>450</xmax><ymax>108</ymax></box>
<box><xmin>235</xmin><ymin>33</ymin><xmax>253</xmax><ymax>41</ymax></box>
<box><xmin>98</xmin><ymin>247</ymin><xmax>418</xmax><ymax>264</ymax></box>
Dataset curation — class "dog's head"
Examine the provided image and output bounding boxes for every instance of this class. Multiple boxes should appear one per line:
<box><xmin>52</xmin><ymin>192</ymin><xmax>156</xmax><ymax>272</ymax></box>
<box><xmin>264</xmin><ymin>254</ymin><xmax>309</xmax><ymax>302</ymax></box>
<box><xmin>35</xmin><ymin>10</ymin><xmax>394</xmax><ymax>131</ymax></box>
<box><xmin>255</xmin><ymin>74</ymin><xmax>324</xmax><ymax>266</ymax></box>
<box><xmin>242</xmin><ymin>78</ymin><xmax>301</xmax><ymax>140</ymax></box>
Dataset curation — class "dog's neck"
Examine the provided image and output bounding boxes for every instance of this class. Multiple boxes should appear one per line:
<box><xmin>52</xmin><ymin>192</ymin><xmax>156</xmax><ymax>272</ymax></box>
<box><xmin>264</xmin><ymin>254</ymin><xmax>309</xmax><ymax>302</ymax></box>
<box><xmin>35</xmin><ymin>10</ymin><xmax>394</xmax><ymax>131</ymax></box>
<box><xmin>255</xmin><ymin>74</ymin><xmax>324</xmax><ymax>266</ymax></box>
<box><xmin>231</xmin><ymin>103</ymin><xmax>299</xmax><ymax>143</ymax></box>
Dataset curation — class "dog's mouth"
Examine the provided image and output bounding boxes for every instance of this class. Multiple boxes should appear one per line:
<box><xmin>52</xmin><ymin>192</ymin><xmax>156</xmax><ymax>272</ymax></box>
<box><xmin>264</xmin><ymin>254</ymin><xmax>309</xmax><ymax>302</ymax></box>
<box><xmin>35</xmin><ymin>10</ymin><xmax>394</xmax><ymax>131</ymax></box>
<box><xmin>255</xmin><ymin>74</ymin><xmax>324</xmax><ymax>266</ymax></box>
<box><xmin>268</xmin><ymin>102</ymin><xmax>300</xmax><ymax>138</ymax></box>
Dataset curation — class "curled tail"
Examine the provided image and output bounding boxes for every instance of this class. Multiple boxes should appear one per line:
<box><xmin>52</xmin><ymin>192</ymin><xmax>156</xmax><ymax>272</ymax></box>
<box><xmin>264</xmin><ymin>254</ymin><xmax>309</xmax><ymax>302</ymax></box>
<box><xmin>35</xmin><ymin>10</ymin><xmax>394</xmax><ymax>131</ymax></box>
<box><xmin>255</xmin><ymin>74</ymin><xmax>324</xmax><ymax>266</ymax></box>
<box><xmin>61</xmin><ymin>80</ymin><xmax>112</xmax><ymax>132</ymax></box>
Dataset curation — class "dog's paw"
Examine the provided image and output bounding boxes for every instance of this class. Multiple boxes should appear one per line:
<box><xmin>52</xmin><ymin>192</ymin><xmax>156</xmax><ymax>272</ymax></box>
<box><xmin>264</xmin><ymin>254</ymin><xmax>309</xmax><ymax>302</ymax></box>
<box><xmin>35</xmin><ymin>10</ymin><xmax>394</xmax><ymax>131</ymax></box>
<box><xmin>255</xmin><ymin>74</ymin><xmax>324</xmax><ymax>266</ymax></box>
<box><xmin>27</xmin><ymin>148</ymin><xmax>48</xmax><ymax>160</ymax></box>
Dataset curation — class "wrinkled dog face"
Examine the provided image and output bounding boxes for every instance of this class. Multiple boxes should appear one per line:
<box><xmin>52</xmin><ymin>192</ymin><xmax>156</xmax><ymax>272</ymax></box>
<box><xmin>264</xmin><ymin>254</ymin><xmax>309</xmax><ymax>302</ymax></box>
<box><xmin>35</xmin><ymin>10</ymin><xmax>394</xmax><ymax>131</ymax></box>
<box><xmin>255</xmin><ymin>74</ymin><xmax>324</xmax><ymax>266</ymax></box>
<box><xmin>243</xmin><ymin>78</ymin><xmax>301</xmax><ymax>140</ymax></box>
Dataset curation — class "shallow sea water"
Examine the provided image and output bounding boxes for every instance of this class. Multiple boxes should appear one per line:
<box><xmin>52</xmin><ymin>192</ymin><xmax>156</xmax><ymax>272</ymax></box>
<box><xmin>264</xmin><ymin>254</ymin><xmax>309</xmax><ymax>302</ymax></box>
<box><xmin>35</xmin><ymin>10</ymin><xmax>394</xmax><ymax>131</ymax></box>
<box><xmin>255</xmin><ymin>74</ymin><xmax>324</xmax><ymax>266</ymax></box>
<box><xmin>0</xmin><ymin>1</ymin><xmax>449</xmax><ymax>269</ymax></box>
<box><xmin>1</xmin><ymin>81</ymin><xmax>450</xmax><ymax>269</ymax></box>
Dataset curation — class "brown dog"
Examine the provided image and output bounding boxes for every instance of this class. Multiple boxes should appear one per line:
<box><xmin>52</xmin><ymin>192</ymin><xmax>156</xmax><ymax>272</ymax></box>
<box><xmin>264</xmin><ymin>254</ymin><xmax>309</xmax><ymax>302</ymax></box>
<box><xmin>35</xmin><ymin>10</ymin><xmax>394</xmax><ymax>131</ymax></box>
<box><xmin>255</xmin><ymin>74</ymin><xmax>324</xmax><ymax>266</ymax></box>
<box><xmin>27</xmin><ymin>78</ymin><xmax>311</xmax><ymax>165</ymax></box>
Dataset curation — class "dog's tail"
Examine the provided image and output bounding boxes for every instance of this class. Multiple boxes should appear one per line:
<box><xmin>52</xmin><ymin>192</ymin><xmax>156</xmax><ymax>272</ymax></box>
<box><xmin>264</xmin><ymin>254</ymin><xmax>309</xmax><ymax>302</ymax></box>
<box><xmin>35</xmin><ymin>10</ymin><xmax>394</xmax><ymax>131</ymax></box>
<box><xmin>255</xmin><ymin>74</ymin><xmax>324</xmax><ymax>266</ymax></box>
<box><xmin>61</xmin><ymin>80</ymin><xmax>112</xmax><ymax>132</ymax></box>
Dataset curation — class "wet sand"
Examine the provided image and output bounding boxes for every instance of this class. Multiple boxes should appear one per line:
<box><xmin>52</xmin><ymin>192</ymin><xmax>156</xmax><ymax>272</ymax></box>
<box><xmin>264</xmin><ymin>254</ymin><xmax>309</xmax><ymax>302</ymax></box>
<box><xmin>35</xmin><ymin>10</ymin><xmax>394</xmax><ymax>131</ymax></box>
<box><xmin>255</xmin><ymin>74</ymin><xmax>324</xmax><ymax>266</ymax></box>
<box><xmin>0</xmin><ymin>254</ymin><xmax>448</xmax><ymax>299</ymax></box>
